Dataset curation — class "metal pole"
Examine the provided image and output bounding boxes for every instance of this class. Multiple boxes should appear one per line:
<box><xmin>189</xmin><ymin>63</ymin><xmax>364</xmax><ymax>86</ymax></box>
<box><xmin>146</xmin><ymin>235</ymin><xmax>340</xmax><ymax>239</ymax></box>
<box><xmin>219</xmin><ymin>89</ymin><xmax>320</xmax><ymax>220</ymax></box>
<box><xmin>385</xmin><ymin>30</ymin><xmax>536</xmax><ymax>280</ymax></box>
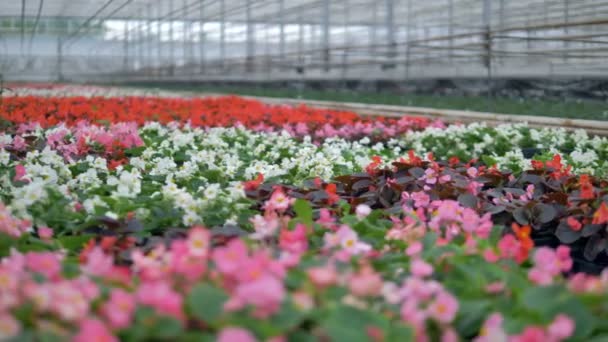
<box><xmin>157</xmin><ymin>3</ymin><xmax>162</xmax><ymax>75</ymax></box>
<box><xmin>405</xmin><ymin>0</ymin><xmax>412</xmax><ymax>79</ymax></box>
<box><xmin>370</xmin><ymin>1</ymin><xmax>377</xmax><ymax>57</ymax></box>
<box><xmin>385</xmin><ymin>0</ymin><xmax>396</xmax><ymax>68</ymax></box>
<box><xmin>298</xmin><ymin>11</ymin><xmax>304</xmax><ymax>72</ymax></box>
<box><xmin>246</xmin><ymin>0</ymin><xmax>254</xmax><ymax>72</ymax></box>
<box><xmin>448</xmin><ymin>0</ymin><xmax>453</xmax><ymax>63</ymax></box>
<box><xmin>220</xmin><ymin>0</ymin><xmax>225</xmax><ymax>69</ymax></box>
<box><xmin>322</xmin><ymin>0</ymin><xmax>330</xmax><ymax>71</ymax></box>
<box><xmin>169</xmin><ymin>0</ymin><xmax>175</xmax><ymax>75</ymax></box>
<box><xmin>137</xmin><ymin>19</ymin><xmax>142</xmax><ymax>70</ymax></box>
<box><xmin>57</xmin><ymin>37</ymin><xmax>64</xmax><ymax>81</ymax></box>
<box><xmin>200</xmin><ymin>0</ymin><xmax>205</xmax><ymax>73</ymax></box>
<box><xmin>482</xmin><ymin>0</ymin><xmax>493</xmax><ymax>110</ymax></box>
<box><xmin>279</xmin><ymin>0</ymin><xmax>285</xmax><ymax>67</ymax></box>
<box><xmin>563</xmin><ymin>0</ymin><xmax>569</xmax><ymax>61</ymax></box>
<box><xmin>183</xmin><ymin>0</ymin><xmax>189</xmax><ymax>68</ymax></box>
<box><xmin>343</xmin><ymin>0</ymin><xmax>349</xmax><ymax>75</ymax></box>
<box><xmin>498</xmin><ymin>0</ymin><xmax>505</xmax><ymax>64</ymax></box>
<box><xmin>123</xmin><ymin>21</ymin><xmax>129</xmax><ymax>71</ymax></box>
<box><xmin>147</xmin><ymin>5</ymin><xmax>152</xmax><ymax>71</ymax></box>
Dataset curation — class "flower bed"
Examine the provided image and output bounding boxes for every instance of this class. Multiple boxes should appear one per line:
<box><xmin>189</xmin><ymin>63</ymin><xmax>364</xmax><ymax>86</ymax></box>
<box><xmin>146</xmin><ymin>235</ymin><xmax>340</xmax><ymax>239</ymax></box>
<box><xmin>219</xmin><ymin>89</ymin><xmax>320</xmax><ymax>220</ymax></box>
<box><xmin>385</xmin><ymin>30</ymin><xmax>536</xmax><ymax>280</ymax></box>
<box><xmin>0</xmin><ymin>91</ymin><xmax>607</xmax><ymax>341</ymax></box>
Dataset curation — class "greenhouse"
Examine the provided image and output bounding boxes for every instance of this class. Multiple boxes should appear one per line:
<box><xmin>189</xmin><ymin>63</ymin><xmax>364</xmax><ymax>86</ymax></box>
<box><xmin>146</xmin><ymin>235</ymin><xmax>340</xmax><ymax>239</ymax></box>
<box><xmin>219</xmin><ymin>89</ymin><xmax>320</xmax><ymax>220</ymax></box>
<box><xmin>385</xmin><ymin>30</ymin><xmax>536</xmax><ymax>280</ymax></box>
<box><xmin>0</xmin><ymin>1</ymin><xmax>608</xmax><ymax>341</ymax></box>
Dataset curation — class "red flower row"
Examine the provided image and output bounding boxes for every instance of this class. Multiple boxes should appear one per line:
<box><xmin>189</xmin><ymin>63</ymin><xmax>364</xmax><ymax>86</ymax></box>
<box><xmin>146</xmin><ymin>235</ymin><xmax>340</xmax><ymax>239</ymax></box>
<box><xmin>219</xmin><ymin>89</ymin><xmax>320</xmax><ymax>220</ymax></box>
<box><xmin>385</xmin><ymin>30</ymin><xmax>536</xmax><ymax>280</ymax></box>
<box><xmin>0</xmin><ymin>95</ymin><xmax>440</xmax><ymax>140</ymax></box>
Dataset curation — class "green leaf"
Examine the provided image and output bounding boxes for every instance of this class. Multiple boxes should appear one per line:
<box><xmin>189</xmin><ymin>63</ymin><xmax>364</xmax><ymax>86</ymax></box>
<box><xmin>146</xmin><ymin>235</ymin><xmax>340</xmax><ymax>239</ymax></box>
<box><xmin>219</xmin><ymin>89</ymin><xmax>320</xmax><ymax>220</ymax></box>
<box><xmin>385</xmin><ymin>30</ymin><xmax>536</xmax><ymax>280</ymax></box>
<box><xmin>293</xmin><ymin>199</ymin><xmax>313</xmax><ymax>227</ymax></box>
<box><xmin>154</xmin><ymin>316</ymin><xmax>184</xmax><ymax>339</ymax></box>
<box><xmin>386</xmin><ymin>323</ymin><xmax>413</xmax><ymax>341</ymax></box>
<box><xmin>322</xmin><ymin>305</ymin><xmax>388</xmax><ymax>342</ymax></box>
<box><xmin>187</xmin><ymin>283</ymin><xmax>228</xmax><ymax>324</ymax></box>
<box><xmin>58</xmin><ymin>235</ymin><xmax>94</xmax><ymax>252</ymax></box>
<box><xmin>271</xmin><ymin>302</ymin><xmax>304</xmax><ymax>331</ymax></box>
<box><xmin>522</xmin><ymin>285</ymin><xmax>595</xmax><ymax>340</ymax></box>
<box><xmin>481</xmin><ymin>155</ymin><xmax>498</xmax><ymax>167</ymax></box>
<box><xmin>455</xmin><ymin>300</ymin><xmax>491</xmax><ymax>338</ymax></box>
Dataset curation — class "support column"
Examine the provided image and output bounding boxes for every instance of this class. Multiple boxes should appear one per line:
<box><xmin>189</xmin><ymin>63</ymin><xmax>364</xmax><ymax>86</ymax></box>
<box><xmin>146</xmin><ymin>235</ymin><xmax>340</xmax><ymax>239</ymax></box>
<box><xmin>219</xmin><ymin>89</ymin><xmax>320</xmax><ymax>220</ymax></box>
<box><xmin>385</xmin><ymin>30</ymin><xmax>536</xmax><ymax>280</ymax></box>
<box><xmin>246</xmin><ymin>0</ymin><xmax>254</xmax><ymax>72</ymax></box>
<box><xmin>169</xmin><ymin>0</ymin><xmax>175</xmax><ymax>75</ymax></box>
<box><xmin>405</xmin><ymin>0</ymin><xmax>412</xmax><ymax>79</ymax></box>
<box><xmin>448</xmin><ymin>0</ymin><xmax>453</xmax><ymax>63</ymax></box>
<box><xmin>147</xmin><ymin>5</ymin><xmax>153</xmax><ymax>71</ymax></box>
<box><xmin>279</xmin><ymin>0</ymin><xmax>285</xmax><ymax>66</ymax></box>
<box><xmin>322</xmin><ymin>0</ymin><xmax>330</xmax><ymax>71</ymax></box>
<box><xmin>297</xmin><ymin>11</ymin><xmax>304</xmax><ymax>73</ymax></box>
<box><xmin>157</xmin><ymin>4</ymin><xmax>162</xmax><ymax>74</ymax></box>
<box><xmin>498</xmin><ymin>0</ymin><xmax>505</xmax><ymax>64</ymax></box>
<box><xmin>370</xmin><ymin>1</ymin><xmax>377</xmax><ymax>56</ymax></box>
<box><xmin>563</xmin><ymin>0</ymin><xmax>569</xmax><ymax>61</ymax></box>
<box><xmin>123</xmin><ymin>21</ymin><xmax>129</xmax><ymax>71</ymax></box>
<box><xmin>199</xmin><ymin>0</ymin><xmax>206</xmax><ymax>73</ymax></box>
<box><xmin>57</xmin><ymin>37</ymin><xmax>64</xmax><ymax>81</ymax></box>
<box><xmin>385</xmin><ymin>0</ymin><xmax>396</xmax><ymax>68</ymax></box>
<box><xmin>220</xmin><ymin>0</ymin><xmax>226</xmax><ymax>68</ymax></box>
<box><xmin>183</xmin><ymin>0</ymin><xmax>189</xmax><ymax>67</ymax></box>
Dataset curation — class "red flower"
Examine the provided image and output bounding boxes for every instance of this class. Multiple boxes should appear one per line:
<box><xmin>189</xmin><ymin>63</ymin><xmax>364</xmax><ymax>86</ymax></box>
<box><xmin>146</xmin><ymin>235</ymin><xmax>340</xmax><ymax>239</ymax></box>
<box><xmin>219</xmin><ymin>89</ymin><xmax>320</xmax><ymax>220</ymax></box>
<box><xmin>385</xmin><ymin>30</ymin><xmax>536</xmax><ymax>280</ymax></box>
<box><xmin>244</xmin><ymin>173</ymin><xmax>264</xmax><ymax>191</ymax></box>
<box><xmin>325</xmin><ymin>183</ymin><xmax>340</xmax><ymax>205</ymax></box>
<box><xmin>365</xmin><ymin>156</ymin><xmax>383</xmax><ymax>175</ymax></box>
<box><xmin>593</xmin><ymin>202</ymin><xmax>608</xmax><ymax>225</ymax></box>
<box><xmin>567</xmin><ymin>217</ymin><xmax>583</xmax><ymax>231</ymax></box>
<box><xmin>579</xmin><ymin>174</ymin><xmax>595</xmax><ymax>199</ymax></box>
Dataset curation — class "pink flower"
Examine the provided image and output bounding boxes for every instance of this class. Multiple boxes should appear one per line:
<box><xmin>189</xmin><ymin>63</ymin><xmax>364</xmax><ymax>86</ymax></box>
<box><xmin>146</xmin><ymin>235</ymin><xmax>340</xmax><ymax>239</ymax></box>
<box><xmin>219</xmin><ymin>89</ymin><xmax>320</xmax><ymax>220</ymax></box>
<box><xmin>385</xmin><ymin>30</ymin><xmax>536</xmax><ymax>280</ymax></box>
<box><xmin>72</xmin><ymin>319</ymin><xmax>117</xmax><ymax>342</ymax></box>
<box><xmin>349</xmin><ymin>266</ymin><xmax>383</xmax><ymax>297</ymax></box>
<box><xmin>38</xmin><ymin>226</ymin><xmax>53</xmax><ymax>241</ymax></box>
<box><xmin>510</xmin><ymin>326</ymin><xmax>547</xmax><ymax>342</ymax></box>
<box><xmin>420</xmin><ymin>169</ymin><xmax>438</xmax><ymax>184</ymax></box>
<box><xmin>336</xmin><ymin>226</ymin><xmax>371</xmax><ymax>255</ymax></box>
<box><xmin>217</xmin><ymin>327</ymin><xmax>257</xmax><ymax>342</ymax></box>
<box><xmin>474</xmin><ymin>313</ymin><xmax>506</xmax><ymax>342</ymax></box>
<box><xmin>81</xmin><ymin>247</ymin><xmax>113</xmax><ymax>277</ymax></box>
<box><xmin>427</xmin><ymin>292</ymin><xmax>459</xmax><ymax>324</ymax></box>
<box><xmin>355</xmin><ymin>204</ymin><xmax>372</xmax><ymax>219</ymax></box>
<box><xmin>11</xmin><ymin>136</ymin><xmax>27</xmax><ymax>151</ymax></box>
<box><xmin>411</xmin><ymin>191</ymin><xmax>431</xmax><ymax>208</ymax></box>
<box><xmin>547</xmin><ymin>314</ymin><xmax>575</xmax><ymax>340</ymax></box>
<box><xmin>0</xmin><ymin>312</ymin><xmax>20</xmax><ymax>340</ymax></box>
<box><xmin>137</xmin><ymin>281</ymin><xmax>184</xmax><ymax>320</ymax></box>
<box><xmin>25</xmin><ymin>252</ymin><xmax>62</xmax><ymax>280</ymax></box>
<box><xmin>406</xmin><ymin>241</ymin><xmax>423</xmax><ymax>256</ymax></box>
<box><xmin>170</xmin><ymin>240</ymin><xmax>206</xmax><ymax>281</ymax></box>
<box><xmin>187</xmin><ymin>226</ymin><xmax>210</xmax><ymax>257</ymax></box>
<box><xmin>264</xmin><ymin>188</ymin><xmax>293</xmax><ymax>213</ymax></box>
<box><xmin>212</xmin><ymin>239</ymin><xmax>249</xmax><ymax>277</ymax></box>
<box><xmin>528</xmin><ymin>246</ymin><xmax>572</xmax><ymax>285</ymax></box>
<box><xmin>467</xmin><ymin>167</ymin><xmax>479</xmax><ymax>178</ymax></box>
<box><xmin>13</xmin><ymin>164</ymin><xmax>28</xmax><ymax>183</ymax></box>
<box><xmin>102</xmin><ymin>289</ymin><xmax>136</xmax><ymax>329</ymax></box>
<box><xmin>483</xmin><ymin>249</ymin><xmax>500</xmax><ymax>263</ymax></box>
<box><xmin>250</xmin><ymin>213</ymin><xmax>279</xmax><ymax>240</ymax></box>
<box><xmin>442</xmin><ymin>328</ymin><xmax>459</xmax><ymax>342</ymax></box>
<box><xmin>316</xmin><ymin>208</ymin><xmax>336</xmax><ymax>229</ymax></box>
<box><xmin>279</xmin><ymin>224</ymin><xmax>308</xmax><ymax>254</ymax></box>
<box><xmin>307</xmin><ymin>264</ymin><xmax>337</xmax><ymax>288</ymax></box>
<box><xmin>0</xmin><ymin>203</ymin><xmax>30</xmax><ymax>238</ymax></box>
<box><xmin>226</xmin><ymin>274</ymin><xmax>285</xmax><ymax>318</ymax></box>
<box><xmin>292</xmin><ymin>291</ymin><xmax>314</xmax><ymax>311</ymax></box>
<box><xmin>410</xmin><ymin>259</ymin><xmax>433</xmax><ymax>278</ymax></box>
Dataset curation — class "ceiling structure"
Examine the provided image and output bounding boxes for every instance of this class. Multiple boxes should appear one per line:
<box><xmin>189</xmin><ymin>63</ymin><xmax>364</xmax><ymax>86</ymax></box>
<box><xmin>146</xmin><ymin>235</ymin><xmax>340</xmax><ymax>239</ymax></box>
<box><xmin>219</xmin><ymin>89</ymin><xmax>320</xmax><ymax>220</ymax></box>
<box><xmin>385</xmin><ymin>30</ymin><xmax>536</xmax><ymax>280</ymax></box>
<box><xmin>1</xmin><ymin>0</ymin><xmax>607</xmax><ymax>82</ymax></box>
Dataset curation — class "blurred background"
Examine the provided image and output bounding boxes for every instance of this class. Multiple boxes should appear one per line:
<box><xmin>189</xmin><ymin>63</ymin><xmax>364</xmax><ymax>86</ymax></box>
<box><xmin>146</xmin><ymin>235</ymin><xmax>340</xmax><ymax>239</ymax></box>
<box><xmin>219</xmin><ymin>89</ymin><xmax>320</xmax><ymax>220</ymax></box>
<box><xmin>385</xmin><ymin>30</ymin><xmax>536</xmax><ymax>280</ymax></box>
<box><xmin>0</xmin><ymin>0</ymin><xmax>607</xmax><ymax>118</ymax></box>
